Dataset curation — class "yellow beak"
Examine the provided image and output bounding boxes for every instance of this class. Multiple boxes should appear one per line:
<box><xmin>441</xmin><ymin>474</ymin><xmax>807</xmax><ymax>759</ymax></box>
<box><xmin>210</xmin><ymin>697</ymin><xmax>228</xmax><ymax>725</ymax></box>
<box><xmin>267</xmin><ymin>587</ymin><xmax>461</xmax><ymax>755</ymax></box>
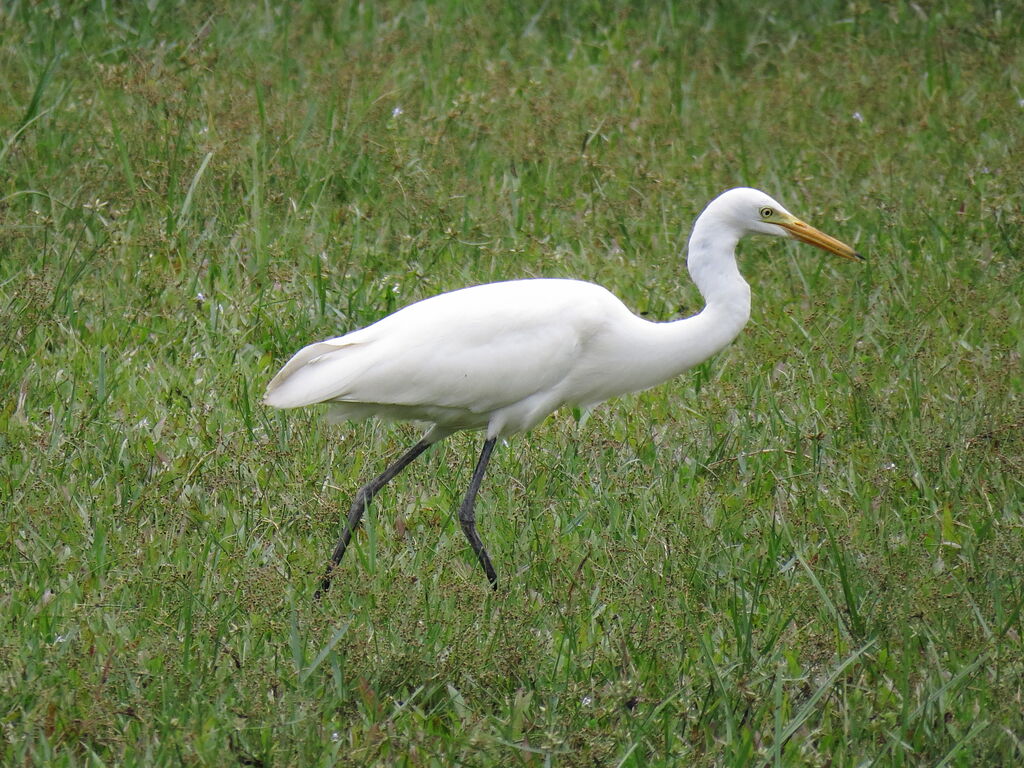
<box><xmin>777</xmin><ymin>215</ymin><xmax>863</xmax><ymax>262</ymax></box>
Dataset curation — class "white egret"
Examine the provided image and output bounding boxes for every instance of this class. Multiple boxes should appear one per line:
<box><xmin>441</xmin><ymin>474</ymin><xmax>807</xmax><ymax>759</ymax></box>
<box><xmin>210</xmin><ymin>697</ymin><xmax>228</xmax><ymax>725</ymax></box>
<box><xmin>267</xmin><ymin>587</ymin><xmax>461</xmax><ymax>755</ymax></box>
<box><xmin>264</xmin><ymin>187</ymin><xmax>861</xmax><ymax>595</ymax></box>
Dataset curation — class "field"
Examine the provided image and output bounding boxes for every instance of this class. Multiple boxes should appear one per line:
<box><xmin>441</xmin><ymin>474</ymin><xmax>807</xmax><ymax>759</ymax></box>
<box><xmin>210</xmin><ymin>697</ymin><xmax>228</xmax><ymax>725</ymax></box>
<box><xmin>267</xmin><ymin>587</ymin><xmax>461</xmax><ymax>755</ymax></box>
<box><xmin>2</xmin><ymin>1</ymin><xmax>1022</xmax><ymax>765</ymax></box>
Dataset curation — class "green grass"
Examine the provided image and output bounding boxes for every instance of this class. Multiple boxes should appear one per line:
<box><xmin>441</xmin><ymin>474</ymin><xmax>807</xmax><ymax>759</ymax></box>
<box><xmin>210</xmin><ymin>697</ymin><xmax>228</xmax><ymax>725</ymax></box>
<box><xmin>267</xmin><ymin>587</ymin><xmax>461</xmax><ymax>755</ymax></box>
<box><xmin>2</xmin><ymin>0</ymin><xmax>1023</xmax><ymax>765</ymax></box>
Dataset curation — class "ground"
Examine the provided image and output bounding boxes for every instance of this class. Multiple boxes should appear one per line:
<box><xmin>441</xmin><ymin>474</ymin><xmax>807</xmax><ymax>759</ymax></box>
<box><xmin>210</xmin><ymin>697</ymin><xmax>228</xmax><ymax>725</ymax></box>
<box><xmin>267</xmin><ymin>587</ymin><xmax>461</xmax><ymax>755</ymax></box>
<box><xmin>1</xmin><ymin>1</ymin><xmax>1022</xmax><ymax>765</ymax></box>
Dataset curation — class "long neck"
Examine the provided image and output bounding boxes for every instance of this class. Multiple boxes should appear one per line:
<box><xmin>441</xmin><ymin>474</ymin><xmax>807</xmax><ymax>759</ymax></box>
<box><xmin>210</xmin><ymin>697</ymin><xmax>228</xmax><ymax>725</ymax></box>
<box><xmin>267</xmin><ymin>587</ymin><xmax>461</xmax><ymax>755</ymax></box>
<box><xmin>633</xmin><ymin>221</ymin><xmax>750</xmax><ymax>383</ymax></box>
<box><xmin>588</xmin><ymin>215</ymin><xmax>752</xmax><ymax>401</ymax></box>
<box><xmin>684</xmin><ymin>212</ymin><xmax>752</xmax><ymax>348</ymax></box>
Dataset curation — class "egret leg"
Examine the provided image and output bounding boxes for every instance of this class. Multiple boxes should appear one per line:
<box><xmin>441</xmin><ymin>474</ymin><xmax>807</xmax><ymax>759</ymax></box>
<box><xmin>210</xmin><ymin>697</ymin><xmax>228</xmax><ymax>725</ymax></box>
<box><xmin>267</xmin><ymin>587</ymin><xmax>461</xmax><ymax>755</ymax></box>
<box><xmin>316</xmin><ymin>437</ymin><xmax>432</xmax><ymax>599</ymax></box>
<box><xmin>459</xmin><ymin>437</ymin><xmax>498</xmax><ymax>589</ymax></box>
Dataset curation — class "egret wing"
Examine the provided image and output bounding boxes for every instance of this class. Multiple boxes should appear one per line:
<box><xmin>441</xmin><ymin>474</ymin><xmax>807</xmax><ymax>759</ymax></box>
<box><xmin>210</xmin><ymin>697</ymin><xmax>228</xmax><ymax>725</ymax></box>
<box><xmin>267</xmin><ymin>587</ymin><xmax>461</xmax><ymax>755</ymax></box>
<box><xmin>263</xmin><ymin>280</ymin><xmax>609</xmax><ymax>414</ymax></box>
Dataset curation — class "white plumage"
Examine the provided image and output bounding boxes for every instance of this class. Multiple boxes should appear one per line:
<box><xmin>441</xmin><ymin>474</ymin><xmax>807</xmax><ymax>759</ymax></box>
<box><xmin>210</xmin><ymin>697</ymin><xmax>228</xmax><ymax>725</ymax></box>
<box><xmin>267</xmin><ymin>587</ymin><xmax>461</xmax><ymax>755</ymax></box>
<box><xmin>264</xmin><ymin>279</ymin><xmax>736</xmax><ymax>437</ymax></box>
<box><xmin>264</xmin><ymin>187</ymin><xmax>860</xmax><ymax>594</ymax></box>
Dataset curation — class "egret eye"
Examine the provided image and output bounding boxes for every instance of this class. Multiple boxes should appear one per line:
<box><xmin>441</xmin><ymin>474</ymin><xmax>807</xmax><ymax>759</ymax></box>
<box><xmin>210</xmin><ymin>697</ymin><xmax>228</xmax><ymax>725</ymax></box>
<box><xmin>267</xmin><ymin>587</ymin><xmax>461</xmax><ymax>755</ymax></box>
<box><xmin>759</xmin><ymin>207</ymin><xmax>774</xmax><ymax>219</ymax></box>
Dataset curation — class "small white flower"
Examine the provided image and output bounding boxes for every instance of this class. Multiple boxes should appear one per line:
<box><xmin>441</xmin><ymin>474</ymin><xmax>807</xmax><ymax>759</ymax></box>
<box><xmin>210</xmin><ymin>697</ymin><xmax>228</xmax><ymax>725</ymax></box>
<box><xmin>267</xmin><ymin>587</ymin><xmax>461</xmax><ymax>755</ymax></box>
<box><xmin>392</xmin><ymin>106</ymin><xmax>404</xmax><ymax>118</ymax></box>
<box><xmin>852</xmin><ymin>111</ymin><xmax>864</xmax><ymax>123</ymax></box>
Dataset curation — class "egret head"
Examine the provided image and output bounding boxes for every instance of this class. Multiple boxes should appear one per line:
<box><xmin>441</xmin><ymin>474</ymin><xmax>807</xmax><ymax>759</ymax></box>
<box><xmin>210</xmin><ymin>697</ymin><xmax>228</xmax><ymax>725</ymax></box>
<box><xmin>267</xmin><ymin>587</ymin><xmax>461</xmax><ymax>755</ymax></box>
<box><xmin>708</xmin><ymin>187</ymin><xmax>862</xmax><ymax>261</ymax></box>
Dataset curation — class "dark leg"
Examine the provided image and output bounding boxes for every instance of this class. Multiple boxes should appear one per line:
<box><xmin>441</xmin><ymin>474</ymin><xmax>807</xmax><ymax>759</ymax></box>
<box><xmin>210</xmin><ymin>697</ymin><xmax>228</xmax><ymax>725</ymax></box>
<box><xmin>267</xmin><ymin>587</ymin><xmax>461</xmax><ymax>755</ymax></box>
<box><xmin>316</xmin><ymin>437</ymin><xmax>432</xmax><ymax>599</ymax></box>
<box><xmin>459</xmin><ymin>438</ymin><xmax>498</xmax><ymax>589</ymax></box>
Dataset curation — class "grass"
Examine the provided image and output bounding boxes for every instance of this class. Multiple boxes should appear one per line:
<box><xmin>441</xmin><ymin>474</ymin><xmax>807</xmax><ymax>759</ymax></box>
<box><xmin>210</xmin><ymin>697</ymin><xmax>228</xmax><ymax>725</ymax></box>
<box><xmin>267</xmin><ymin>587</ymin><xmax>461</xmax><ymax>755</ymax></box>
<box><xmin>1</xmin><ymin>0</ymin><xmax>1022</xmax><ymax>765</ymax></box>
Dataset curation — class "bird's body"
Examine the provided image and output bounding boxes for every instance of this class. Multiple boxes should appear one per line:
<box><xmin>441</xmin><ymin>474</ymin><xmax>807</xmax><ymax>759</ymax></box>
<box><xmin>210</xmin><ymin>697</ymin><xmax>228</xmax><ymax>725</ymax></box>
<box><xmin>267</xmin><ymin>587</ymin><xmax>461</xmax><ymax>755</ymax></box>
<box><xmin>264</xmin><ymin>188</ymin><xmax>860</xmax><ymax>594</ymax></box>
<box><xmin>264</xmin><ymin>277</ymin><xmax>749</xmax><ymax>440</ymax></box>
